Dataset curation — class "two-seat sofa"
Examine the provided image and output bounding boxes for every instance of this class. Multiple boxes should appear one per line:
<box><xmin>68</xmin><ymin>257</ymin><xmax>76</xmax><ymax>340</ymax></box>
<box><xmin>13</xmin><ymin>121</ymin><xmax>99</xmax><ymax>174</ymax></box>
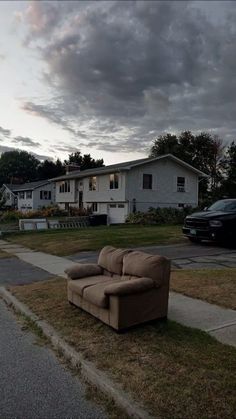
<box><xmin>65</xmin><ymin>246</ymin><xmax>170</xmax><ymax>331</ymax></box>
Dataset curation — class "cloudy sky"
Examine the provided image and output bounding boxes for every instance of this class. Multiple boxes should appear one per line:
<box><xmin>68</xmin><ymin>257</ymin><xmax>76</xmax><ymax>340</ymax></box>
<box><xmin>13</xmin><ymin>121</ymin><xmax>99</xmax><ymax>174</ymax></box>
<box><xmin>0</xmin><ymin>1</ymin><xmax>235</xmax><ymax>164</ymax></box>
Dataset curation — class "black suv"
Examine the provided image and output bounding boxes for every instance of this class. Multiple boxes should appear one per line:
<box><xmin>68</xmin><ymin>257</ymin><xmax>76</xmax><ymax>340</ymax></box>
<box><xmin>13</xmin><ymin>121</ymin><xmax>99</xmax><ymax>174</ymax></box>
<box><xmin>182</xmin><ymin>199</ymin><xmax>236</xmax><ymax>243</ymax></box>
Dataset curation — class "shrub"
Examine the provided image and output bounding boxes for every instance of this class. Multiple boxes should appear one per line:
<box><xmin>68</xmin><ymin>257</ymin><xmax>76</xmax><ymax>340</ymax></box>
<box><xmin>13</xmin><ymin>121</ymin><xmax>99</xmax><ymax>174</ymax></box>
<box><xmin>0</xmin><ymin>205</ymin><xmax>91</xmax><ymax>223</ymax></box>
<box><xmin>0</xmin><ymin>210</ymin><xmax>23</xmax><ymax>222</ymax></box>
<box><xmin>126</xmin><ymin>206</ymin><xmax>194</xmax><ymax>225</ymax></box>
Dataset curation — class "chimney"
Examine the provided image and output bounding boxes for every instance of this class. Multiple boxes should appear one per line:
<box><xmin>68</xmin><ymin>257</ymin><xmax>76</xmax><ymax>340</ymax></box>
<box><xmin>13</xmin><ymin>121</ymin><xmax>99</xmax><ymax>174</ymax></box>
<box><xmin>66</xmin><ymin>164</ymin><xmax>80</xmax><ymax>175</ymax></box>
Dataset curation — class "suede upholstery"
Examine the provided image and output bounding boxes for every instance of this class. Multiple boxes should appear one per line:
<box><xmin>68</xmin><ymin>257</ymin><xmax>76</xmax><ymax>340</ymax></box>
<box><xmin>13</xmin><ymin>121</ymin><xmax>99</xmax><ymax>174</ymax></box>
<box><xmin>98</xmin><ymin>246</ymin><xmax>131</xmax><ymax>275</ymax></box>
<box><xmin>65</xmin><ymin>263</ymin><xmax>103</xmax><ymax>279</ymax></box>
<box><xmin>66</xmin><ymin>246</ymin><xmax>170</xmax><ymax>331</ymax></box>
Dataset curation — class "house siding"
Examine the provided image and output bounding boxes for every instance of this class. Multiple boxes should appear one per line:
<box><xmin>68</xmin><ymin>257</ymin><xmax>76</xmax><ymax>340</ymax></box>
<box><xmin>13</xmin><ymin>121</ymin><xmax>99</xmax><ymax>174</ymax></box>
<box><xmin>83</xmin><ymin>172</ymin><xmax>126</xmax><ymax>206</ymax></box>
<box><xmin>2</xmin><ymin>187</ymin><xmax>16</xmax><ymax>208</ymax></box>
<box><xmin>17</xmin><ymin>183</ymin><xmax>55</xmax><ymax>212</ymax></box>
<box><xmin>33</xmin><ymin>184</ymin><xmax>56</xmax><ymax>209</ymax></box>
<box><xmin>53</xmin><ymin>156</ymin><xmax>201</xmax><ymax>221</ymax></box>
<box><xmin>126</xmin><ymin>159</ymin><xmax>198</xmax><ymax>212</ymax></box>
<box><xmin>55</xmin><ymin>179</ymin><xmax>77</xmax><ymax>204</ymax></box>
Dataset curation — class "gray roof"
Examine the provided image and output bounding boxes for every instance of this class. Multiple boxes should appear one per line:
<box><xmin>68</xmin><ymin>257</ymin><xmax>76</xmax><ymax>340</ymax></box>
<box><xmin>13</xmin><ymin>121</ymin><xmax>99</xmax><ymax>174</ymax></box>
<box><xmin>4</xmin><ymin>180</ymin><xmax>51</xmax><ymax>192</ymax></box>
<box><xmin>51</xmin><ymin>154</ymin><xmax>207</xmax><ymax>181</ymax></box>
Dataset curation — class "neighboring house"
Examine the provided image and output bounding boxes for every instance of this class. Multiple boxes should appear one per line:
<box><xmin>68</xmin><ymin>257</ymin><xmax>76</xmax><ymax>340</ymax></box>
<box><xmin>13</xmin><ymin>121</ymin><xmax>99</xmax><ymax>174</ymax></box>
<box><xmin>2</xmin><ymin>180</ymin><xmax>55</xmax><ymax>212</ymax></box>
<box><xmin>52</xmin><ymin>154</ymin><xmax>207</xmax><ymax>224</ymax></box>
<box><xmin>1</xmin><ymin>184</ymin><xmax>18</xmax><ymax>208</ymax></box>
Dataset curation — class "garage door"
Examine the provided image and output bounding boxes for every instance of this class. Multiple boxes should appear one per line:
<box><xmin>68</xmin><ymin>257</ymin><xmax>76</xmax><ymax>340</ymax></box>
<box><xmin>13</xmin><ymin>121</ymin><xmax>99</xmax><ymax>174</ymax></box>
<box><xmin>108</xmin><ymin>204</ymin><xmax>126</xmax><ymax>224</ymax></box>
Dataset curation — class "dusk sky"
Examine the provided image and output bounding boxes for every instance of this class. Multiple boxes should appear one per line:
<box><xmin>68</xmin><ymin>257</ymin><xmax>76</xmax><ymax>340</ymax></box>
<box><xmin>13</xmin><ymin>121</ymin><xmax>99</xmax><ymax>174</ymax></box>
<box><xmin>0</xmin><ymin>1</ymin><xmax>235</xmax><ymax>164</ymax></box>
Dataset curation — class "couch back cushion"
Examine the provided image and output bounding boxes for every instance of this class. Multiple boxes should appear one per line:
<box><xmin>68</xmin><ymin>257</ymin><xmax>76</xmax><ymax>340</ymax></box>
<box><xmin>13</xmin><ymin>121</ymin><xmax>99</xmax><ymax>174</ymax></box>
<box><xmin>123</xmin><ymin>251</ymin><xmax>170</xmax><ymax>285</ymax></box>
<box><xmin>98</xmin><ymin>246</ymin><xmax>130</xmax><ymax>275</ymax></box>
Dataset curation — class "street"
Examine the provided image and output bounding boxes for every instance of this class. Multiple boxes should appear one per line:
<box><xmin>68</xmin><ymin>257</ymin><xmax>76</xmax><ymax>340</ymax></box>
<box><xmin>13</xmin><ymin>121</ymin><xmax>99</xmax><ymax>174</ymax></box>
<box><xmin>0</xmin><ymin>299</ymin><xmax>106</xmax><ymax>419</ymax></box>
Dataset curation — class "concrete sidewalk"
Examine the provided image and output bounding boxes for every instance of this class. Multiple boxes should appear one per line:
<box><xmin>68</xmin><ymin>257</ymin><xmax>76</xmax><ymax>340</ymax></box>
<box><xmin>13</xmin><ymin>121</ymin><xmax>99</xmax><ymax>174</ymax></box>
<box><xmin>1</xmin><ymin>239</ymin><xmax>236</xmax><ymax>347</ymax></box>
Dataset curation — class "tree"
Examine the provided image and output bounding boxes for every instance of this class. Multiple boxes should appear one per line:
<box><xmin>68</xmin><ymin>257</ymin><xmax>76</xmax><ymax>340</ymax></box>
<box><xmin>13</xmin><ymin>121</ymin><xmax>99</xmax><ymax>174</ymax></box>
<box><xmin>37</xmin><ymin>159</ymin><xmax>65</xmax><ymax>180</ymax></box>
<box><xmin>0</xmin><ymin>151</ymin><xmax>40</xmax><ymax>186</ymax></box>
<box><xmin>220</xmin><ymin>142</ymin><xmax>236</xmax><ymax>198</ymax></box>
<box><xmin>64</xmin><ymin>151</ymin><xmax>104</xmax><ymax>170</ymax></box>
<box><xmin>149</xmin><ymin>133</ymin><xmax>179</xmax><ymax>158</ymax></box>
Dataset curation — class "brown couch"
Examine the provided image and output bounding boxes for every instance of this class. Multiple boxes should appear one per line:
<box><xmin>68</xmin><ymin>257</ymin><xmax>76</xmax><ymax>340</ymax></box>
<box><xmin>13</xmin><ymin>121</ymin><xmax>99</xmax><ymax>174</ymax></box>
<box><xmin>65</xmin><ymin>246</ymin><xmax>170</xmax><ymax>331</ymax></box>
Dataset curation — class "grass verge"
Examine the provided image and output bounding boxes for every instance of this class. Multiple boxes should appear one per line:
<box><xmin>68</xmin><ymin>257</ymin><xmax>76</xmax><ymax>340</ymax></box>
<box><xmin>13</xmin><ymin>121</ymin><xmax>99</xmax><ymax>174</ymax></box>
<box><xmin>9</xmin><ymin>278</ymin><xmax>236</xmax><ymax>419</ymax></box>
<box><xmin>171</xmin><ymin>268</ymin><xmax>236</xmax><ymax>310</ymax></box>
<box><xmin>0</xmin><ymin>250</ymin><xmax>15</xmax><ymax>259</ymax></box>
<box><xmin>5</xmin><ymin>224</ymin><xmax>183</xmax><ymax>256</ymax></box>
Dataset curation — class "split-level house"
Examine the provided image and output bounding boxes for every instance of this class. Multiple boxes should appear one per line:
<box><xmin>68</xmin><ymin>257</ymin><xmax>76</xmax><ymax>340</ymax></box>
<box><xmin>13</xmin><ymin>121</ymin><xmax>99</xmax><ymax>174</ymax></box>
<box><xmin>52</xmin><ymin>154</ymin><xmax>207</xmax><ymax>224</ymax></box>
<box><xmin>2</xmin><ymin>180</ymin><xmax>55</xmax><ymax>212</ymax></box>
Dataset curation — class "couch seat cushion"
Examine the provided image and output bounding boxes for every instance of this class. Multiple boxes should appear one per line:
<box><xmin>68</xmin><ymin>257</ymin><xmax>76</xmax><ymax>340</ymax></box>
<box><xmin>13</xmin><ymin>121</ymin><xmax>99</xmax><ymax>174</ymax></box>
<box><xmin>98</xmin><ymin>246</ymin><xmax>131</xmax><ymax>275</ymax></box>
<box><xmin>68</xmin><ymin>275</ymin><xmax>112</xmax><ymax>297</ymax></box>
<box><xmin>83</xmin><ymin>279</ymin><xmax>122</xmax><ymax>308</ymax></box>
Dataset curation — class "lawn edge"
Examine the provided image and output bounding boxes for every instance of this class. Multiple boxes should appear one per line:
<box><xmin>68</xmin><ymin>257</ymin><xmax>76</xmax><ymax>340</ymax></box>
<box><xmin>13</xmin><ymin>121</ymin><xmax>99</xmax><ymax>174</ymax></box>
<box><xmin>0</xmin><ymin>286</ymin><xmax>152</xmax><ymax>419</ymax></box>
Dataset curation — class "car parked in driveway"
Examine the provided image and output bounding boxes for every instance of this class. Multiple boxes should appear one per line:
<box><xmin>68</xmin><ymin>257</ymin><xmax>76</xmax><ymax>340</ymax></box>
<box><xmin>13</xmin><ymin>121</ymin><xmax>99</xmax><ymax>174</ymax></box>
<box><xmin>182</xmin><ymin>199</ymin><xmax>236</xmax><ymax>243</ymax></box>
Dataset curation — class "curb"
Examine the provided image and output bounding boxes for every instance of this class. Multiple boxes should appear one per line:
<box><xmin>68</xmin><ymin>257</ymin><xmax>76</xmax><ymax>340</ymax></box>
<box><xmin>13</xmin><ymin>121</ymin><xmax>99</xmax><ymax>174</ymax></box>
<box><xmin>0</xmin><ymin>287</ymin><xmax>153</xmax><ymax>419</ymax></box>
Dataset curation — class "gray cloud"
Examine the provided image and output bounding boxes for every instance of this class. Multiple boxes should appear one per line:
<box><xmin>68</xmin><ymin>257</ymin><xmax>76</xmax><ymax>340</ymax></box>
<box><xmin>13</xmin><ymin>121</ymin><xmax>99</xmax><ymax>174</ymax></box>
<box><xmin>0</xmin><ymin>144</ymin><xmax>50</xmax><ymax>160</ymax></box>
<box><xmin>21</xmin><ymin>1</ymin><xmax>236</xmax><ymax>154</ymax></box>
<box><xmin>0</xmin><ymin>126</ymin><xmax>11</xmax><ymax>138</ymax></box>
<box><xmin>13</xmin><ymin>136</ymin><xmax>40</xmax><ymax>147</ymax></box>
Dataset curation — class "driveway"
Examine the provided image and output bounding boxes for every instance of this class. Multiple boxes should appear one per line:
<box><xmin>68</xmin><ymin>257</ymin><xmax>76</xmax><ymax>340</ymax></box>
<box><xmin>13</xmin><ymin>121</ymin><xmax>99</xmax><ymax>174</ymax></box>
<box><xmin>68</xmin><ymin>242</ymin><xmax>236</xmax><ymax>269</ymax></box>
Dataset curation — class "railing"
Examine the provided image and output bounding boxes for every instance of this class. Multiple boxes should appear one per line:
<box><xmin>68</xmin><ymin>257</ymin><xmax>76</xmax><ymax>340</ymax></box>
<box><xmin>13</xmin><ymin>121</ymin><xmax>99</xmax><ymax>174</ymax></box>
<box><xmin>49</xmin><ymin>217</ymin><xmax>90</xmax><ymax>229</ymax></box>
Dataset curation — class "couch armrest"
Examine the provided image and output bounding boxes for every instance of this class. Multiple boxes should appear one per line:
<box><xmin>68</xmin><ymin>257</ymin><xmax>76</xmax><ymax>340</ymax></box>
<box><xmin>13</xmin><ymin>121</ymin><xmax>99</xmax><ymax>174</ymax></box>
<box><xmin>104</xmin><ymin>277</ymin><xmax>154</xmax><ymax>296</ymax></box>
<box><xmin>65</xmin><ymin>263</ymin><xmax>103</xmax><ymax>279</ymax></box>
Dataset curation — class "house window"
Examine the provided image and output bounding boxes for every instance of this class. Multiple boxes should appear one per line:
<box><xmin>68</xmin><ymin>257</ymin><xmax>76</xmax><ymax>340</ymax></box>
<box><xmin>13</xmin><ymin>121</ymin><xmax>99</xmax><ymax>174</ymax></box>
<box><xmin>177</xmin><ymin>177</ymin><xmax>185</xmax><ymax>192</ymax></box>
<box><xmin>143</xmin><ymin>174</ymin><xmax>152</xmax><ymax>189</ymax></box>
<box><xmin>26</xmin><ymin>191</ymin><xmax>32</xmax><ymax>199</ymax></box>
<box><xmin>59</xmin><ymin>181</ymin><xmax>70</xmax><ymax>193</ymax></box>
<box><xmin>92</xmin><ymin>202</ymin><xmax>98</xmax><ymax>212</ymax></box>
<box><xmin>19</xmin><ymin>192</ymin><xmax>24</xmax><ymax>199</ymax></box>
<box><xmin>40</xmin><ymin>190</ymin><xmax>51</xmax><ymax>200</ymax></box>
<box><xmin>89</xmin><ymin>176</ymin><xmax>97</xmax><ymax>191</ymax></box>
<box><xmin>110</xmin><ymin>173</ymin><xmax>119</xmax><ymax>189</ymax></box>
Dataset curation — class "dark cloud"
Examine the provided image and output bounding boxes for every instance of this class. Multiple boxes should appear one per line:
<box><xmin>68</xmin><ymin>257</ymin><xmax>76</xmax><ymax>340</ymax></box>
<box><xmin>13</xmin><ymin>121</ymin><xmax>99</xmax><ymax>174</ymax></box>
<box><xmin>0</xmin><ymin>126</ymin><xmax>11</xmax><ymax>138</ymax></box>
<box><xmin>13</xmin><ymin>136</ymin><xmax>40</xmax><ymax>147</ymax></box>
<box><xmin>22</xmin><ymin>1</ymin><xmax>236</xmax><ymax>153</ymax></box>
<box><xmin>0</xmin><ymin>144</ymin><xmax>50</xmax><ymax>160</ymax></box>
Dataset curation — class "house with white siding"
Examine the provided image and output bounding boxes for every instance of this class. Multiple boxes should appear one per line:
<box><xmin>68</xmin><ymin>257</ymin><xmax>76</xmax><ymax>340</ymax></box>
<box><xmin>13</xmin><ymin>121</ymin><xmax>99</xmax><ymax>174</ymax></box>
<box><xmin>2</xmin><ymin>180</ymin><xmax>55</xmax><ymax>212</ymax></box>
<box><xmin>52</xmin><ymin>154</ymin><xmax>207</xmax><ymax>224</ymax></box>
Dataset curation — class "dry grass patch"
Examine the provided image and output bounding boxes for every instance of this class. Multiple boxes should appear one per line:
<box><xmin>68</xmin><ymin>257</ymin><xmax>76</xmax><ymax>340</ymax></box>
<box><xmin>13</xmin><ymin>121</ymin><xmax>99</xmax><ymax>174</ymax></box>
<box><xmin>0</xmin><ymin>250</ymin><xmax>15</xmax><ymax>258</ymax></box>
<box><xmin>9</xmin><ymin>278</ymin><xmax>236</xmax><ymax>419</ymax></box>
<box><xmin>6</xmin><ymin>224</ymin><xmax>183</xmax><ymax>256</ymax></box>
<box><xmin>171</xmin><ymin>268</ymin><xmax>236</xmax><ymax>310</ymax></box>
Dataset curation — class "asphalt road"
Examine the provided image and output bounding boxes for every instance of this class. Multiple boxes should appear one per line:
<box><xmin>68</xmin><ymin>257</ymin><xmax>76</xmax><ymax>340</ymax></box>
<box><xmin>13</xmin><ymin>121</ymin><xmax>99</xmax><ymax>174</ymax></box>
<box><xmin>0</xmin><ymin>299</ymin><xmax>107</xmax><ymax>419</ymax></box>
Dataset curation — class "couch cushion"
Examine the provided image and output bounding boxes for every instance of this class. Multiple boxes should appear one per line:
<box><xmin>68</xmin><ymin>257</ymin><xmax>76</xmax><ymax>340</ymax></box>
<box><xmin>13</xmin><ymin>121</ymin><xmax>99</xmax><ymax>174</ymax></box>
<box><xmin>68</xmin><ymin>275</ymin><xmax>112</xmax><ymax>296</ymax></box>
<box><xmin>98</xmin><ymin>246</ymin><xmax>130</xmax><ymax>275</ymax></box>
<box><xmin>83</xmin><ymin>278</ymin><xmax>122</xmax><ymax>308</ymax></box>
<box><xmin>65</xmin><ymin>263</ymin><xmax>103</xmax><ymax>279</ymax></box>
<box><xmin>123</xmin><ymin>251</ymin><xmax>169</xmax><ymax>285</ymax></box>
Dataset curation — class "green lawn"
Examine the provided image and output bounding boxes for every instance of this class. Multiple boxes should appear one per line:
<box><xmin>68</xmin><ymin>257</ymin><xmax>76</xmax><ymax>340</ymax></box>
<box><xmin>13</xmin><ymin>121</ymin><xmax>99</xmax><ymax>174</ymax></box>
<box><xmin>6</xmin><ymin>224</ymin><xmax>183</xmax><ymax>256</ymax></box>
